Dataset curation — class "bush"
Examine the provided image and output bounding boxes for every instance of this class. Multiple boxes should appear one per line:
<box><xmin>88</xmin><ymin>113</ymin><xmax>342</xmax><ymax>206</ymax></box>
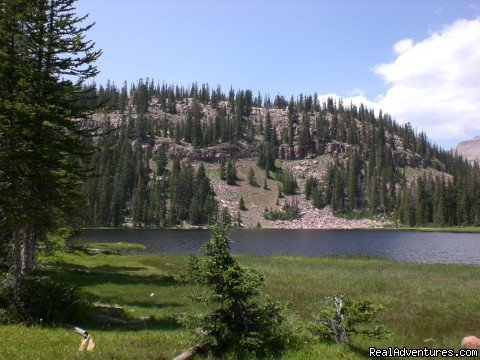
<box><xmin>239</xmin><ymin>195</ymin><xmax>246</xmax><ymax>211</ymax></box>
<box><xmin>178</xmin><ymin>226</ymin><xmax>298</xmax><ymax>357</ymax></box>
<box><xmin>310</xmin><ymin>296</ymin><xmax>390</xmax><ymax>344</ymax></box>
<box><xmin>0</xmin><ymin>275</ymin><xmax>92</xmax><ymax>325</ymax></box>
<box><xmin>43</xmin><ymin>227</ymin><xmax>76</xmax><ymax>254</ymax></box>
<box><xmin>264</xmin><ymin>199</ymin><xmax>300</xmax><ymax>221</ymax></box>
<box><xmin>248</xmin><ymin>167</ymin><xmax>257</xmax><ymax>186</ymax></box>
<box><xmin>280</xmin><ymin>169</ymin><xmax>297</xmax><ymax>196</ymax></box>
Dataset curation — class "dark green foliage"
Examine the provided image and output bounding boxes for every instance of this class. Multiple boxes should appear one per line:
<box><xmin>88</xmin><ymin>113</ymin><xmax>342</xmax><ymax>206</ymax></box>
<box><xmin>77</xmin><ymin>75</ymin><xmax>480</xmax><ymax>228</ymax></box>
<box><xmin>0</xmin><ymin>0</ymin><xmax>100</xmax><ymax>274</ymax></box>
<box><xmin>178</xmin><ymin>227</ymin><xmax>296</xmax><ymax>357</ymax></box>
<box><xmin>305</xmin><ymin>176</ymin><xmax>319</xmax><ymax>200</ymax></box>
<box><xmin>154</xmin><ymin>152</ymin><xmax>168</xmax><ymax>176</ymax></box>
<box><xmin>248</xmin><ymin>167</ymin><xmax>257</xmax><ymax>186</ymax></box>
<box><xmin>298</xmin><ymin>112</ymin><xmax>313</xmax><ymax>154</ymax></box>
<box><xmin>287</xmin><ymin>96</ymin><xmax>297</xmax><ymax>146</ymax></box>
<box><xmin>312</xmin><ymin>188</ymin><xmax>324</xmax><ymax>209</ymax></box>
<box><xmin>219</xmin><ymin>158</ymin><xmax>226</xmax><ymax>181</ymax></box>
<box><xmin>310</xmin><ymin>296</ymin><xmax>389</xmax><ymax>344</ymax></box>
<box><xmin>257</xmin><ymin>141</ymin><xmax>277</xmax><ymax>171</ymax></box>
<box><xmin>280</xmin><ymin>169</ymin><xmax>297</xmax><ymax>196</ymax></box>
<box><xmin>86</xmin><ymin>145</ymin><xmax>216</xmax><ymax>227</ymax></box>
<box><xmin>265</xmin><ymin>168</ymin><xmax>270</xmax><ymax>180</ymax></box>
<box><xmin>42</xmin><ymin>227</ymin><xmax>76</xmax><ymax>255</ymax></box>
<box><xmin>263</xmin><ymin>178</ymin><xmax>268</xmax><ymax>190</ymax></box>
<box><xmin>264</xmin><ymin>199</ymin><xmax>300</xmax><ymax>221</ymax></box>
<box><xmin>226</xmin><ymin>160</ymin><xmax>237</xmax><ymax>185</ymax></box>
<box><xmin>0</xmin><ymin>275</ymin><xmax>92</xmax><ymax>325</ymax></box>
<box><xmin>239</xmin><ymin>195</ymin><xmax>246</xmax><ymax>211</ymax></box>
<box><xmin>219</xmin><ymin>207</ymin><xmax>232</xmax><ymax>227</ymax></box>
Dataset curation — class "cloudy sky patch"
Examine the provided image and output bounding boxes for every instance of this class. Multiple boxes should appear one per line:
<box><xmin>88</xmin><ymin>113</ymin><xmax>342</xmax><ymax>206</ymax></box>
<box><xmin>374</xmin><ymin>18</ymin><xmax>480</xmax><ymax>146</ymax></box>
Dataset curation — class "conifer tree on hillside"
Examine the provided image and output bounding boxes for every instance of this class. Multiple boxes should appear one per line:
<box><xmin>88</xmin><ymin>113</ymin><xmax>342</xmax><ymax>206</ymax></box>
<box><xmin>226</xmin><ymin>160</ymin><xmax>237</xmax><ymax>186</ymax></box>
<box><xmin>248</xmin><ymin>167</ymin><xmax>256</xmax><ymax>186</ymax></box>
<box><xmin>76</xmin><ymin>74</ymin><xmax>480</xmax><ymax>228</ymax></box>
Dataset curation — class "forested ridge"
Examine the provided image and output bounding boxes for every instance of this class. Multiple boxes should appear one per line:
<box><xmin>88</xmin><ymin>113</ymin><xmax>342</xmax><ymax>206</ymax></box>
<box><xmin>81</xmin><ymin>79</ymin><xmax>480</xmax><ymax>228</ymax></box>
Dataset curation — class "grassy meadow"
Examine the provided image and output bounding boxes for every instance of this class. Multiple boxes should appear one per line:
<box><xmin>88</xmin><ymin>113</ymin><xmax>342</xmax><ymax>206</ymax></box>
<box><xmin>1</xmin><ymin>243</ymin><xmax>480</xmax><ymax>359</ymax></box>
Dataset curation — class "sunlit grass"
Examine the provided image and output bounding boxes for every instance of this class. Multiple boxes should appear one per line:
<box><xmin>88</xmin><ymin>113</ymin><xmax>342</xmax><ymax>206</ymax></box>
<box><xmin>2</xmin><ymin>246</ymin><xmax>480</xmax><ymax>359</ymax></box>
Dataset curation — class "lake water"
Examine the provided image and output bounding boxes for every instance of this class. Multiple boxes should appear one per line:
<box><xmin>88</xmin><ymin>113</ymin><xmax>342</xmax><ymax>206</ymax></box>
<box><xmin>74</xmin><ymin>229</ymin><xmax>480</xmax><ymax>265</ymax></box>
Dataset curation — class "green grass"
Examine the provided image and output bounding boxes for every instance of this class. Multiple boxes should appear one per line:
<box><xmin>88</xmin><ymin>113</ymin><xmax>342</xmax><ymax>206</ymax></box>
<box><xmin>2</xmin><ymin>246</ymin><xmax>480</xmax><ymax>359</ymax></box>
<box><xmin>82</xmin><ymin>242</ymin><xmax>147</xmax><ymax>252</ymax></box>
<box><xmin>387</xmin><ymin>226</ymin><xmax>480</xmax><ymax>233</ymax></box>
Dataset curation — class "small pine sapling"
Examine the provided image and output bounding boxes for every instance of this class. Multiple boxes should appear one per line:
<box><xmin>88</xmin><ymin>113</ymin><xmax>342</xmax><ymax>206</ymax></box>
<box><xmin>177</xmin><ymin>226</ymin><xmax>298</xmax><ymax>358</ymax></box>
<box><xmin>239</xmin><ymin>195</ymin><xmax>246</xmax><ymax>211</ymax></box>
<box><xmin>310</xmin><ymin>296</ymin><xmax>390</xmax><ymax>344</ymax></box>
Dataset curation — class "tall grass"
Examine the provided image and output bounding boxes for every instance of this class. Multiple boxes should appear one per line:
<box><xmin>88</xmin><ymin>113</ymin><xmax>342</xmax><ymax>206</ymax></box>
<box><xmin>1</xmin><ymin>247</ymin><xmax>479</xmax><ymax>359</ymax></box>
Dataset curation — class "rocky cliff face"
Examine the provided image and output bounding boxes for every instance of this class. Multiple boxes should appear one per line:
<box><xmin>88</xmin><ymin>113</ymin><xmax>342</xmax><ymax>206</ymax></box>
<box><xmin>457</xmin><ymin>136</ymin><xmax>480</xmax><ymax>163</ymax></box>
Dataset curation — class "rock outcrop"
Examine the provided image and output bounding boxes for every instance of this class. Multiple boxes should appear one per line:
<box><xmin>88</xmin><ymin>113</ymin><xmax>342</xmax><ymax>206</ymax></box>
<box><xmin>457</xmin><ymin>135</ymin><xmax>480</xmax><ymax>163</ymax></box>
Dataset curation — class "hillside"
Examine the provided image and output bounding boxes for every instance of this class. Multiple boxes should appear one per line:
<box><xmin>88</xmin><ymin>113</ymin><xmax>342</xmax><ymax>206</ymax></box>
<box><xmin>457</xmin><ymin>135</ymin><xmax>480</xmax><ymax>163</ymax></box>
<box><xmin>79</xmin><ymin>80</ymin><xmax>480</xmax><ymax>229</ymax></box>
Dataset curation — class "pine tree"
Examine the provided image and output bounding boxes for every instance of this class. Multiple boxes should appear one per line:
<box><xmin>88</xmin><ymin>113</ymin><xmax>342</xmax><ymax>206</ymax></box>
<box><xmin>298</xmin><ymin>112</ymin><xmax>313</xmax><ymax>154</ymax></box>
<box><xmin>305</xmin><ymin>176</ymin><xmax>318</xmax><ymax>200</ymax></box>
<box><xmin>155</xmin><ymin>151</ymin><xmax>168</xmax><ymax>176</ymax></box>
<box><xmin>226</xmin><ymin>160</ymin><xmax>237</xmax><ymax>185</ymax></box>
<box><xmin>0</xmin><ymin>0</ymin><xmax>100</xmax><ymax>274</ymax></box>
<box><xmin>287</xmin><ymin>96</ymin><xmax>296</xmax><ymax>146</ymax></box>
<box><xmin>312</xmin><ymin>187</ymin><xmax>324</xmax><ymax>209</ymax></box>
<box><xmin>281</xmin><ymin>169</ymin><xmax>297</xmax><ymax>196</ymax></box>
<box><xmin>219</xmin><ymin>207</ymin><xmax>232</xmax><ymax>227</ymax></box>
<box><xmin>248</xmin><ymin>167</ymin><xmax>256</xmax><ymax>186</ymax></box>
<box><xmin>219</xmin><ymin>158</ymin><xmax>226</xmax><ymax>181</ymax></box>
<box><xmin>239</xmin><ymin>196</ymin><xmax>246</xmax><ymax>211</ymax></box>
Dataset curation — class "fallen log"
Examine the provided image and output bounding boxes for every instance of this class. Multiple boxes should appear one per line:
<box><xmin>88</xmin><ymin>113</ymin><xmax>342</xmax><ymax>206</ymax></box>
<box><xmin>94</xmin><ymin>304</ymin><xmax>126</xmax><ymax>318</ymax></box>
<box><xmin>172</xmin><ymin>343</ymin><xmax>204</xmax><ymax>360</ymax></box>
<box><xmin>92</xmin><ymin>314</ymin><xmax>143</xmax><ymax>326</ymax></box>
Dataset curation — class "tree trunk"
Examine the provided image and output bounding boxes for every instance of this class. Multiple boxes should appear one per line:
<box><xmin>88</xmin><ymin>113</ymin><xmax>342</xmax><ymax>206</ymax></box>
<box><xmin>172</xmin><ymin>343</ymin><xmax>204</xmax><ymax>360</ymax></box>
<box><xmin>12</xmin><ymin>227</ymin><xmax>22</xmax><ymax>276</ymax></box>
<box><xmin>21</xmin><ymin>227</ymin><xmax>34</xmax><ymax>274</ymax></box>
<box><xmin>13</xmin><ymin>225</ymin><xmax>35</xmax><ymax>275</ymax></box>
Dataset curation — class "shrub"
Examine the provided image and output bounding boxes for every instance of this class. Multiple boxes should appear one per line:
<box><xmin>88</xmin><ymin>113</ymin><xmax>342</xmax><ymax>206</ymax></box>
<box><xmin>0</xmin><ymin>275</ymin><xmax>92</xmax><ymax>325</ymax></box>
<box><xmin>43</xmin><ymin>227</ymin><xmax>76</xmax><ymax>254</ymax></box>
<box><xmin>264</xmin><ymin>199</ymin><xmax>300</xmax><ymax>221</ymax></box>
<box><xmin>219</xmin><ymin>207</ymin><xmax>232</xmax><ymax>227</ymax></box>
<box><xmin>280</xmin><ymin>169</ymin><xmax>297</xmax><ymax>195</ymax></box>
<box><xmin>226</xmin><ymin>160</ymin><xmax>237</xmax><ymax>185</ymax></box>
<box><xmin>248</xmin><ymin>167</ymin><xmax>257</xmax><ymax>186</ymax></box>
<box><xmin>310</xmin><ymin>296</ymin><xmax>390</xmax><ymax>344</ymax></box>
<box><xmin>178</xmin><ymin>226</ymin><xmax>298</xmax><ymax>357</ymax></box>
<box><xmin>305</xmin><ymin>176</ymin><xmax>318</xmax><ymax>200</ymax></box>
<box><xmin>239</xmin><ymin>195</ymin><xmax>246</xmax><ymax>211</ymax></box>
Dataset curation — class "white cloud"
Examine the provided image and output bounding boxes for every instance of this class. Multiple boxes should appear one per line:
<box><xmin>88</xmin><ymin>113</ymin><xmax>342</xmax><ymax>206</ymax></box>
<box><xmin>320</xmin><ymin>19</ymin><xmax>480</xmax><ymax>148</ymax></box>
<box><xmin>317</xmin><ymin>93</ymin><xmax>380</xmax><ymax>114</ymax></box>
<box><xmin>346</xmin><ymin>88</ymin><xmax>365</xmax><ymax>97</ymax></box>
<box><xmin>393</xmin><ymin>39</ymin><xmax>414</xmax><ymax>55</ymax></box>
<box><xmin>373</xmin><ymin>18</ymin><xmax>480</xmax><ymax>147</ymax></box>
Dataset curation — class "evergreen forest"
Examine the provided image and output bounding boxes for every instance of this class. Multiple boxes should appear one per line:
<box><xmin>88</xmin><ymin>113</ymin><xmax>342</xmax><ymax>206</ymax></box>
<box><xmin>80</xmin><ymin>79</ymin><xmax>480</xmax><ymax>228</ymax></box>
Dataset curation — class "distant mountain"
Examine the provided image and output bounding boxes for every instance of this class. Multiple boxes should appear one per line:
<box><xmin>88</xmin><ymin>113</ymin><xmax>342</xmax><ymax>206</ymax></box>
<box><xmin>457</xmin><ymin>135</ymin><xmax>480</xmax><ymax>163</ymax></box>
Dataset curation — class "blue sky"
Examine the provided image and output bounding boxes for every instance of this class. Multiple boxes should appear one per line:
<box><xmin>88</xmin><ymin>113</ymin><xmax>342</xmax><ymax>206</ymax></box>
<box><xmin>76</xmin><ymin>0</ymin><xmax>480</xmax><ymax>148</ymax></box>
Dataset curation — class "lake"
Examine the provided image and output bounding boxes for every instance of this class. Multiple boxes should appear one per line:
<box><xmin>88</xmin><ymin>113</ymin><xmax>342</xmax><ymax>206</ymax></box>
<box><xmin>74</xmin><ymin>229</ymin><xmax>480</xmax><ymax>265</ymax></box>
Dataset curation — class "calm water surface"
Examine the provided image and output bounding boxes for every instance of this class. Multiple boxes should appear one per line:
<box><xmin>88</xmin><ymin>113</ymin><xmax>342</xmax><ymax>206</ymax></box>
<box><xmin>74</xmin><ymin>229</ymin><xmax>480</xmax><ymax>265</ymax></box>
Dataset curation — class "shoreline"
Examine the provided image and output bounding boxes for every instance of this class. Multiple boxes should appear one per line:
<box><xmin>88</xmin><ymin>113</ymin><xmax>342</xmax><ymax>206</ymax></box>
<box><xmin>76</xmin><ymin>226</ymin><xmax>480</xmax><ymax>233</ymax></box>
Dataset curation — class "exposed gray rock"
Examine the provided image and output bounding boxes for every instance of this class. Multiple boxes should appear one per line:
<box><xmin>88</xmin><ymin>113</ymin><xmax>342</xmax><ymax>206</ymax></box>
<box><xmin>457</xmin><ymin>135</ymin><xmax>480</xmax><ymax>163</ymax></box>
